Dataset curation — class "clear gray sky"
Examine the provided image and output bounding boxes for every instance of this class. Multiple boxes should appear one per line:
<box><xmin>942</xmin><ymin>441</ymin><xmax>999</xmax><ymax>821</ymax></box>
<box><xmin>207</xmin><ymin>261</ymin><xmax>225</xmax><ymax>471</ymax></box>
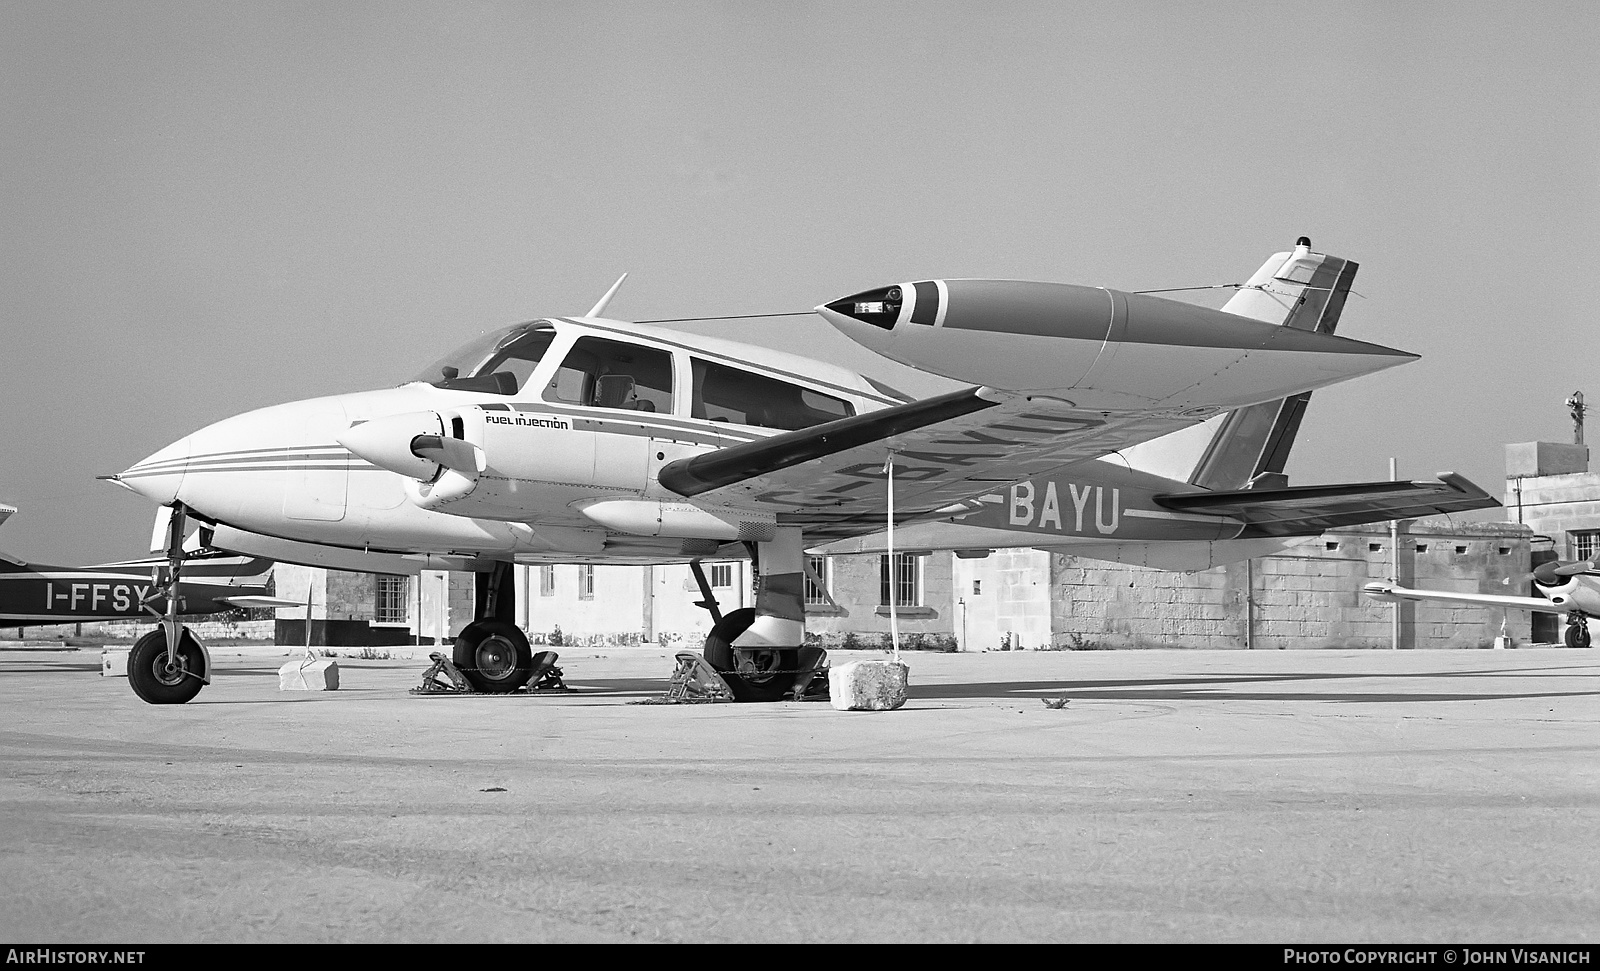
<box><xmin>3</xmin><ymin>1</ymin><xmax>1596</xmax><ymax>565</ymax></box>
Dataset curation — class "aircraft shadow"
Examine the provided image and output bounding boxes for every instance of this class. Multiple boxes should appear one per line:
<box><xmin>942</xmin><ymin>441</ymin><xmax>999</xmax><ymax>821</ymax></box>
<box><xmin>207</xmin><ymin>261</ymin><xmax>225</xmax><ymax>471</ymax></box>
<box><xmin>909</xmin><ymin>669</ymin><xmax>1600</xmax><ymax>704</ymax></box>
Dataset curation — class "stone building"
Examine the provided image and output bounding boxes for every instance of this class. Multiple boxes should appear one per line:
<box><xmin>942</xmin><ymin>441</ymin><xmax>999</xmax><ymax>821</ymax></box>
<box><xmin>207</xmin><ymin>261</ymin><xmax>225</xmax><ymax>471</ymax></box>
<box><xmin>954</xmin><ymin>521</ymin><xmax>1532</xmax><ymax>651</ymax></box>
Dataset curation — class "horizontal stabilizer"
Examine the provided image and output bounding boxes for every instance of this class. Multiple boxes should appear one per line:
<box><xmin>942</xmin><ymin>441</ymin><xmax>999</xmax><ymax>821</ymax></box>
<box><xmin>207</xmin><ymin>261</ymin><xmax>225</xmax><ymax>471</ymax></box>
<box><xmin>219</xmin><ymin>595</ymin><xmax>305</xmax><ymax>609</ymax></box>
<box><xmin>1156</xmin><ymin>473</ymin><xmax>1499</xmax><ymax>537</ymax></box>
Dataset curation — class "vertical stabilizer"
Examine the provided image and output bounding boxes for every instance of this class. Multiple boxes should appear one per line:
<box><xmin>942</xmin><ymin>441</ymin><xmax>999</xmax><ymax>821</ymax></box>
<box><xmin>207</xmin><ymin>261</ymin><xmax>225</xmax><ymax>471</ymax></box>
<box><xmin>1117</xmin><ymin>238</ymin><xmax>1359</xmax><ymax>489</ymax></box>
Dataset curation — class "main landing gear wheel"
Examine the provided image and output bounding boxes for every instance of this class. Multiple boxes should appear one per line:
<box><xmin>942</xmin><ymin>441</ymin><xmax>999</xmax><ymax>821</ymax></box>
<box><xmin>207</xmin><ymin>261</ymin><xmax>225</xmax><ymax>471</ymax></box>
<box><xmin>128</xmin><ymin>627</ymin><xmax>206</xmax><ymax>705</ymax></box>
<box><xmin>453</xmin><ymin>620</ymin><xmax>535</xmax><ymax>693</ymax></box>
<box><xmin>701</xmin><ymin>607</ymin><xmax>799</xmax><ymax>703</ymax></box>
<box><xmin>1565</xmin><ymin>624</ymin><xmax>1591</xmax><ymax>649</ymax></box>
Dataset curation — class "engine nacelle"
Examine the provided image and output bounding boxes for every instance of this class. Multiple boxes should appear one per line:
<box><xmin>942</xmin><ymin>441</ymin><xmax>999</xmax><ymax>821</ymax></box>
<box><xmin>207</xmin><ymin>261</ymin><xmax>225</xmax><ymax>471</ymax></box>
<box><xmin>576</xmin><ymin>499</ymin><xmax>775</xmax><ymax>540</ymax></box>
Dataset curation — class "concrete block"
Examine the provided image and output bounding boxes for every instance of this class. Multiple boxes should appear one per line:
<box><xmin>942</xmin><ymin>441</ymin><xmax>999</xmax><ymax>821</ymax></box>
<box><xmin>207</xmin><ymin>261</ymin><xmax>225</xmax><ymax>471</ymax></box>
<box><xmin>101</xmin><ymin>649</ymin><xmax>128</xmax><ymax>678</ymax></box>
<box><xmin>279</xmin><ymin>657</ymin><xmax>340</xmax><ymax>691</ymax></box>
<box><xmin>829</xmin><ymin>660</ymin><xmax>908</xmax><ymax>711</ymax></box>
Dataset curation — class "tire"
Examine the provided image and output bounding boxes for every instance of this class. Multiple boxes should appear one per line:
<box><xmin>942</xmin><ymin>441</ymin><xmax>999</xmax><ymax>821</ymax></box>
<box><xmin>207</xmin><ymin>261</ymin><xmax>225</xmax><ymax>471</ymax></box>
<box><xmin>452</xmin><ymin>620</ymin><xmax>535</xmax><ymax>693</ymax></box>
<box><xmin>1565</xmin><ymin>624</ymin><xmax>1592</xmax><ymax>649</ymax></box>
<box><xmin>128</xmin><ymin>627</ymin><xmax>206</xmax><ymax>705</ymax></box>
<box><xmin>702</xmin><ymin>607</ymin><xmax>799</xmax><ymax>703</ymax></box>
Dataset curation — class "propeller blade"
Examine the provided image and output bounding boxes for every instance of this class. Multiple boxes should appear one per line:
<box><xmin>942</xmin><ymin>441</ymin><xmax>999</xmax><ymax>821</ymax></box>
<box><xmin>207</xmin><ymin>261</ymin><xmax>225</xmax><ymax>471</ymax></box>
<box><xmin>1519</xmin><ymin>559</ymin><xmax>1596</xmax><ymax>587</ymax></box>
<box><xmin>149</xmin><ymin>506</ymin><xmax>174</xmax><ymax>554</ymax></box>
<box><xmin>410</xmin><ymin>435</ymin><xmax>485</xmax><ymax>476</ymax></box>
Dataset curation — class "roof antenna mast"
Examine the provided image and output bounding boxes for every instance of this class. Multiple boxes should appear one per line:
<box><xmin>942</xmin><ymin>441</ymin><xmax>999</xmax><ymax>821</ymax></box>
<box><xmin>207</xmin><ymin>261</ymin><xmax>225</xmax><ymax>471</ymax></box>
<box><xmin>586</xmin><ymin>274</ymin><xmax>628</xmax><ymax>318</ymax></box>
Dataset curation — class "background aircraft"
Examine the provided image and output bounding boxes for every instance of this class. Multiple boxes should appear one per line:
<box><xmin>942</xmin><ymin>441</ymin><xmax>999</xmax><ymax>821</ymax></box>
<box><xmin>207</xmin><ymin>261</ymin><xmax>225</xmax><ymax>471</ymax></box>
<box><xmin>107</xmin><ymin>239</ymin><xmax>1499</xmax><ymax>704</ymax></box>
<box><xmin>0</xmin><ymin>502</ymin><xmax>293</xmax><ymax>630</ymax></box>
<box><xmin>1364</xmin><ymin>557</ymin><xmax>1598</xmax><ymax>648</ymax></box>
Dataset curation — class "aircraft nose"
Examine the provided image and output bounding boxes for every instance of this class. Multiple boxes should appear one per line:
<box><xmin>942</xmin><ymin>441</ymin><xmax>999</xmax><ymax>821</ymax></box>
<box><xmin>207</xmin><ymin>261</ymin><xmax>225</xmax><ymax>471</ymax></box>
<box><xmin>113</xmin><ymin>434</ymin><xmax>192</xmax><ymax>506</ymax></box>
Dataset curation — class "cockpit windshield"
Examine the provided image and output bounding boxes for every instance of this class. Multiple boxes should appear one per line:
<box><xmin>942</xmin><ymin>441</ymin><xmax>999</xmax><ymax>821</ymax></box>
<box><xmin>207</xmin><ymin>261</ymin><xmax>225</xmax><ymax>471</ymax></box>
<box><xmin>409</xmin><ymin>321</ymin><xmax>559</xmax><ymax>395</ymax></box>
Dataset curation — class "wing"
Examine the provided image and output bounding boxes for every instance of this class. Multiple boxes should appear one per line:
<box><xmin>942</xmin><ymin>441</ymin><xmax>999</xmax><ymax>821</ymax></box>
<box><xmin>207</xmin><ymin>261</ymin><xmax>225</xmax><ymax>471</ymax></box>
<box><xmin>1362</xmin><ymin>582</ymin><xmax>1563</xmax><ymax>613</ymax></box>
<box><xmin>0</xmin><ymin>504</ymin><xmax>14</xmax><ymax>530</ymax></box>
<box><xmin>657</xmin><ymin>387</ymin><xmax>1220</xmax><ymax>540</ymax></box>
<box><xmin>1153</xmin><ymin>473</ymin><xmax>1499</xmax><ymax>536</ymax></box>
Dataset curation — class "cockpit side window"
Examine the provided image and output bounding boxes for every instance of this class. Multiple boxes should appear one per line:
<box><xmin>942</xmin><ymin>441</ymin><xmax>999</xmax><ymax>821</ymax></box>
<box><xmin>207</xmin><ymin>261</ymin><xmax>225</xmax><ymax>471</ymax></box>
<box><xmin>691</xmin><ymin>359</ymin><xmax>855</xmax><ymax>430</ymax></box>
<box><xmin>415</xmin><ymin>322</ymin><xmax>558</xmax><ymax>395</ymax></box>
<box><xmin>543</xmin><ymin>336</ymin><xmax>674</xmax><ymax>413</ymax></box>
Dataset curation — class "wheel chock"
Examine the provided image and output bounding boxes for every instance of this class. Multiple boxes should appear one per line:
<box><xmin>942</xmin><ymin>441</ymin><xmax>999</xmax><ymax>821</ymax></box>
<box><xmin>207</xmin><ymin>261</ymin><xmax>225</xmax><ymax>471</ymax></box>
<box><xmin>787</xmin><ymin>647</ymin><xmax>830</xmax><ymax>701</ymax></box>
<box><xmin>635</xmin><ymin>652</ymin><xmax>735</xmax><ymax>704</ymax></box>
<box><xmin>527</xmin><ymin>651</ymin><xmax>571</xmax><ymax>691</ymax></box>
<box><xmin>828</xmin><ymin>659</ymin><xmax>908</xmax><ymax>711</ymax></box>
<box><xmin>410</xmin><ymin>651</ymin><xmax>571</xmax><ymax>696</ymax></box>
<box><xmin>412</xmin><ymin>652</ymin><xmax>472</xmax><ymax>694</ymax></box>
<box><xmin>278</xmin><ymin>653</ymin><xmax>340</xmax><ymax>691</ymax></box>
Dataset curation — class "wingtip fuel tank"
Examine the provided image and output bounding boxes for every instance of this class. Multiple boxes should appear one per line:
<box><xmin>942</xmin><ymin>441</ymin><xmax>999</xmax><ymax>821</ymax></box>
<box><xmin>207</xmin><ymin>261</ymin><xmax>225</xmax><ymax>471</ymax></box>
<box><xmin>817</xmin><ymin>275</ymin><xmax>1413</xmax><ymax>411</ymax></box>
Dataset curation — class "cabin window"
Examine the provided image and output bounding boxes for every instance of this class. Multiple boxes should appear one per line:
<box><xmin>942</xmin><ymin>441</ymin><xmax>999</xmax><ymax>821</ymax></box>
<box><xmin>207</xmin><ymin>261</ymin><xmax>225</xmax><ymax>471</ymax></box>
<box><xmin>691</xmin><ymin>359</ymin><xmax>854</xmax><ymax>430</ymax></box>
<box><xmin>416</xmin><ymin>322</ymin><xmax>558</xmax><ymax>395</ymax></box>
<box><xmin>545</xmin><ymin>336</ymin><xmax>674</xmax><ymax>413</ymax></box>
<box><xmin>374</xmin><ymin>575</ymin><xmax>408</xmax><ymax>625</ymax></box>
<box><xmin>879</xmin><ymin>553</ymin><xmax>921</xmax><ymax>607</ymax></box>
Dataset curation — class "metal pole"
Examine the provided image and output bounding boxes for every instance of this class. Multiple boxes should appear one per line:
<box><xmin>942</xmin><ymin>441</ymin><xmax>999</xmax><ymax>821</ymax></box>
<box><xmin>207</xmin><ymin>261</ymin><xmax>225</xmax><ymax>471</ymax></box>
<box><xmin>1390</xmin><ymin>457</ymin><xmax>1400</xmax><ymax>651</ymax></box>
<box><xmin>884</xmin><ymin>453</ymin><xmax>900</xmax><ymax>662</ymax></box>
<box><xmin>1245</xmin><ymin>556</ymin><xmax>1254</xmax><ymax>650</ymax></box>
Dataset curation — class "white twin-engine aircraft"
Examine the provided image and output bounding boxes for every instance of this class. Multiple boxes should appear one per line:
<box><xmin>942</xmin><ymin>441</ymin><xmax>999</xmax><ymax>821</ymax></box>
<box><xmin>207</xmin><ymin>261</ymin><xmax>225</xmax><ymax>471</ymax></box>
<box><xmin>1364</xmin><ymin>559</ymin><xmax>1600</xmax><ymax>649</ymax></box>
<box><xmin>110</xmin><ymin>238</ymin><xmax>1498</xmax><ymax>704</ymax></box>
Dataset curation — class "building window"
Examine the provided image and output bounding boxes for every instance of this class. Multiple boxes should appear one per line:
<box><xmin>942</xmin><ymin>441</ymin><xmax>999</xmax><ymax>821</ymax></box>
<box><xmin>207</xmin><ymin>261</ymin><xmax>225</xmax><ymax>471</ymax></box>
<box><xmin>1573</xmin><ymin>531</ymin><xmax>1599</xmax><ymax>562</ymax></box>
<box><xmin>374</xmin><ymin>575</ymin><xmax>408</xmax><ymax>625</ymax></box>
<box><xmin>709</xmin><ymin>563</ymin><xmax>734</xmax><ymax>588</ymax></box>
<box><xmin>803</xmin><ymin>555</ymin><xmax>830</xmax><ymax>605</ymax></box>
<box><xmin>578</xmin><ymin>565</ymin><xmax>595</xmax><ymax>601</ymax></box>
<box><xmin>879</xmin><ymin>554</ymin><xmax>920</xmax><ymax>607</ymax></box>
<box><xmin>539</xmin><ymin>565</ymin><xmax>556</xmax><ymax>597</ymax></box>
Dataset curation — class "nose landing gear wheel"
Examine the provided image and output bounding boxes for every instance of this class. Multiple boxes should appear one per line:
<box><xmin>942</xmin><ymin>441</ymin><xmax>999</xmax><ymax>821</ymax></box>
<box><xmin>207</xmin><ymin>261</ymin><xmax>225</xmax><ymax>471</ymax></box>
<box><xmin>700</xmin><ymin>607</ymin><xmax>799</xmax><ymax>703</ymax></box>
<box><xmin>128</xmin><ymin>627</ymin><xmax>207</xmax><ymax>705</ymax></box>
<box><xmin>452</xmin><ymin>620</ymin><xmax>535</xmax><ymax>693</ymax></box>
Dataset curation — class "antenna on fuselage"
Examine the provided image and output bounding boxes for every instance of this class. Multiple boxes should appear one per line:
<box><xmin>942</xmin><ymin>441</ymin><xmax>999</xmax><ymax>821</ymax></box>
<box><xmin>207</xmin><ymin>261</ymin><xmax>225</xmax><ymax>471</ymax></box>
<box><xmin>585</xmin><ymin>274</ymin><xmax>628</xmax><ymax>318</ymax></box>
